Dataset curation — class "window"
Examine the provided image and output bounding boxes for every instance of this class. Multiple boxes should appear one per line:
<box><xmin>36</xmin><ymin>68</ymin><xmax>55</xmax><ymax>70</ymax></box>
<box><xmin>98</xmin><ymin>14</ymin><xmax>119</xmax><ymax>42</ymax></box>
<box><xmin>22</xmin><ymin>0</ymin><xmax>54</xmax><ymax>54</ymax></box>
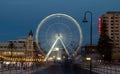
<box><xmin>103</xmin><ymin>20</ymin><xmax>106</xmax><ymax>22</ymax></box>
<box><xmin>115</xmin><ymin>33</ymin><xmax>119</xmax><ymax>35</ymax></box>
<box><xmin>115</xmin><ymin>30</ymin><xmax>119</xmax><ymax>32</ymax></box>
<box><xmin>115</xmin><ymin>20</ymin><xmax>119</xmax><ymax>22</ymax></box>
<box><xmin>115</xmin><ymin>27</ymin><xmax>119</xmax><ymax>29</ymax></box>
<box><xmin>111</xmin><ymin>24</ymin><xmax>114</xmax><ymax>26</ymax></box>
<box><xmin>111</xmin><ymin>20</ymin><xmax>114</xmax><ymax>22</ymax></box>
<box><xmin>115</xmin><ymin>17</ymin><xmax>119</xmax><ymax>19</ymax></box>
<box><xmin>117</xmin><ymin>37</ymin><xmax>119</xmax><ymax>39</ymax></box>
<box><xmin>111</xmin><ymin>30</ymin><xmax>114</xmax><ymax>32</ymax></box>
<box><xmin>116</xmin><ymin>40</ymin><xmax>119</xmax><ymax>42</ymax></box>
<box><xmin>111</xmin><ymin>26</ymin><xmax>114</xmax><ymax>29</ymax></box>
<box><xmin>111</xmin><ymin>33</ymin><xmax>113</xmax><ymax>35</ymax></box>
<box><xmin>111</xmin><ymin>17</ymin><xmax>114</xmax><ymax>19</ymax></box>
<box><xmin>115</xmin><ymin>23</ymin><xmax>119</xmax><ymax>25</ymax></box>
<box><xmin>116</xmin><ymin>43</ymin><xmax>119</xmax><ymax>45</ymax></box>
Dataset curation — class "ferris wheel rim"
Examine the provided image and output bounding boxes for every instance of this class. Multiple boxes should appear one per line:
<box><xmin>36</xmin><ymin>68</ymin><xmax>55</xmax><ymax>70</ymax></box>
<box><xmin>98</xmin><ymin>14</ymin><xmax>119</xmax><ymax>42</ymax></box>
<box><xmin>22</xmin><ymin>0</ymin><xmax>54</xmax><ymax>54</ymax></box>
<box><xmin>35</xmin><ymin>13</ymin><xmax>83</xmax><ymax>56</ymax></box>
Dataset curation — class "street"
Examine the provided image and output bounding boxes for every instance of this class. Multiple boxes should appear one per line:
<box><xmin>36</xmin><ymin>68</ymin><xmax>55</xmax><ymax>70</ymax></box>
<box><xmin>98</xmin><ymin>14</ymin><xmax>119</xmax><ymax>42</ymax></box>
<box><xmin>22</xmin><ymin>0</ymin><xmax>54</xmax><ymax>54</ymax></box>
<box><xmin>31</xmin><ymin>64</ymin><xmax>98</xmax><ymax>74</ymax></box>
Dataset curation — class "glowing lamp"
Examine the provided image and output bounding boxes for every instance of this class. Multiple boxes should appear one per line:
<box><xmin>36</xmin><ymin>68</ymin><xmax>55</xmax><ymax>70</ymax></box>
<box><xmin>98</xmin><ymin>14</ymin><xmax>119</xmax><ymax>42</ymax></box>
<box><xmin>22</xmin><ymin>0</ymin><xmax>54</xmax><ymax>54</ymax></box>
<box><xmin>86</xmin><ymin>57</ymin><xmax>91</xmax><ymax>61</ymax></box>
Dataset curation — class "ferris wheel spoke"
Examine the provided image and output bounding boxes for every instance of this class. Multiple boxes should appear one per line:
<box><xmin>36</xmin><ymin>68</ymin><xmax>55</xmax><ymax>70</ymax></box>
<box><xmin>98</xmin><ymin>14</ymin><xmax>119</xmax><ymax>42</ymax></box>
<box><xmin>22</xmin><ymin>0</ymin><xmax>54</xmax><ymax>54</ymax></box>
<box><xmin>44</xmin><ymin>38</ymin><xmax>59</xmax><ymax>61</ymax></box>
<box><xmin>59</xmin><ymin>38</ymin><xmax>70</xmax><ymax>56</ymax></box>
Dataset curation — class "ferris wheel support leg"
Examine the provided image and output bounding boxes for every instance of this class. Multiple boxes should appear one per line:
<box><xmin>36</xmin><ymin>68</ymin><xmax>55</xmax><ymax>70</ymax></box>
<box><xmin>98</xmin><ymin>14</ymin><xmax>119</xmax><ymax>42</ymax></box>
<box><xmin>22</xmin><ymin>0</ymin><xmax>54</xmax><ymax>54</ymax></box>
<box><xmin>60</xmin><ymin>38</ymin><xmax>70</xmax><ymax>57</ymax></box>
<box><xmin>44</xmin><ymin>38</ymin><xmax>59</xmax><ymax>61</ymax></box>
<box><xmin>74</xmin><ymin>46</ymin><xmax>80</xmax><ymax>56</ymax></box>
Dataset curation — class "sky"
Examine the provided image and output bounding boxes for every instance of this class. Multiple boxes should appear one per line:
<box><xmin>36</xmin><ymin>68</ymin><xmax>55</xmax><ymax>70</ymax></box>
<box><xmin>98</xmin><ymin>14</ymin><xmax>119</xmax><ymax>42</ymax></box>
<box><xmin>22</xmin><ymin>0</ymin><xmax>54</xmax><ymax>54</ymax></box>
<box><xmin>0</xmin><ymin>0</ymin><xmax>120</xmax><ymax>46</ymax></box>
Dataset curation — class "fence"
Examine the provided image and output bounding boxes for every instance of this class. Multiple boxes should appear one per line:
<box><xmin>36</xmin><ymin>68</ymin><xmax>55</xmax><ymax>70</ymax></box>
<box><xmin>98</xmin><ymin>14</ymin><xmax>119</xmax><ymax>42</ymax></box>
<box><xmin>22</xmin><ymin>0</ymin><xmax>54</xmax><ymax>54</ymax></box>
<box><xmin>81</xmin><ymin>62</ymin><xmax>120</xmax><ymax>74</ymax></box>
<box><xmin>0</xmin><ymin>61</ymin><xmax>40</xmax><ymax>74</ymax></box>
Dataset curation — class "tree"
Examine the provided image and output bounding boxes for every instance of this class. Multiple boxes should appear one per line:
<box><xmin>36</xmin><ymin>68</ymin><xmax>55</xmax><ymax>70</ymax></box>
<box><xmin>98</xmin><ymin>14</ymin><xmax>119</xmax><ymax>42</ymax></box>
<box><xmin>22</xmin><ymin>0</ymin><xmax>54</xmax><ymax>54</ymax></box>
<box><xmin>97</xmin><ymin>23</ymin><xmax>113</xmax><ymax>62</ymax></box>
<box><xmin>8</xmin><ymin>41</ymin><xmax>15</xmax><ymax>57</ymax></box>
<box><xmin>7</xmin><ymin>41</ymin><xmax>15</xmax><ymax>74</ymax></box>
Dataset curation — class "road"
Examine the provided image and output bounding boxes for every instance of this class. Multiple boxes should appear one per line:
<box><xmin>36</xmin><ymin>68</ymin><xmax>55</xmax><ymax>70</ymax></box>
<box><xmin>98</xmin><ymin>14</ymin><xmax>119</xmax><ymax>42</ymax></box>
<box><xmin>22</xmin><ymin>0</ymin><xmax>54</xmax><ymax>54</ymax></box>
<box><xmin>31</xmin><ymin>64</ymin><xmax>98</xmax><ymax>74</ymax></box>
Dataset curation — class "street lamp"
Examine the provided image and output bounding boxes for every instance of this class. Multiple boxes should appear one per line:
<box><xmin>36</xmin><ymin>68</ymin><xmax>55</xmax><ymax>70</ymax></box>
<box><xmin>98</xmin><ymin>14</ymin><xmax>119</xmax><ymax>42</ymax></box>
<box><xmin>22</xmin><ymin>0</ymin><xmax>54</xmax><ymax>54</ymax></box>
<box><xmin>86</xmin><ymin>57</ymin><xmax>91</xmax><ymax>61</ymax></box>
<box><xmin>86</xmin><ymin>57</ymin><xmax>92</xmax><ymax>74</ymax></box>
<box><xmin>82</xmin><ymin>11</ymin><xmax>93</xmax><ymax>74</ymax></box>
<box><xmin>82</xmin><ymin>11</ymin><xmax>92</xmax><ymax>49</ymax></box>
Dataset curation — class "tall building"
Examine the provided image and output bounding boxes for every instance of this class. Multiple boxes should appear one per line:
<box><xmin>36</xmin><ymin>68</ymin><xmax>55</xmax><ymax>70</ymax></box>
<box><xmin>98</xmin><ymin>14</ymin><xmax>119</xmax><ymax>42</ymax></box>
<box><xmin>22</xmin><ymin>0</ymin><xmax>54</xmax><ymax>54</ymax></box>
<box><xmin>99</xmin><ymin>11</ymin><xmax>120</xmax><ymax>60</ymax></box>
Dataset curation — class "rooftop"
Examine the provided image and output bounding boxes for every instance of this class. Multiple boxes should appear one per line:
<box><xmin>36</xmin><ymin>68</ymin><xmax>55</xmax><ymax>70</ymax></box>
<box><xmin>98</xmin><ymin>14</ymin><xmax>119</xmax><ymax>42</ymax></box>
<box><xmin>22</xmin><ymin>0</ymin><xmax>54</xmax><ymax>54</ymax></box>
<box><xmin>107</xmin><ymin>11</ymin><xmax>120</xmax><ymax>14</ymax></box>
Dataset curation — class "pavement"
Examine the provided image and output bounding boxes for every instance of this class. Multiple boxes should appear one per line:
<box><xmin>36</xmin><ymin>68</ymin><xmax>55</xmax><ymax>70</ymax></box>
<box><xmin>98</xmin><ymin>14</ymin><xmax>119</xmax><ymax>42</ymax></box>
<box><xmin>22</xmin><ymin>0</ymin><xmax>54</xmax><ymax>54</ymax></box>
<box><xmin>0</xmin><ymin>67</ymin><xmax>33</xmax><ymax>74</ymax></box>
<box><xmin>1</xmin><ymin>63</ymin><xmax>120</xmax><ymax>74</ymax></box>
<box><xmin>0</xmin><ymin>63</ymin><xmax>50</xmax><ymax>74</ymax></box>
<box><xmin>0</xmin><ymin>67</ymin><xmax>44</xmax><ymax>74</ymax></box>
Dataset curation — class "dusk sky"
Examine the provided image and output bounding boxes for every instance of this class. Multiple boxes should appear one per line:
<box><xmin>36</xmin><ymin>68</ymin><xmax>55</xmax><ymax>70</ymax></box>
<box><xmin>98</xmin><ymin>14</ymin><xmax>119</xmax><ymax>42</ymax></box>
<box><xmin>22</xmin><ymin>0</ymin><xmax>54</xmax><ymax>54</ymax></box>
<box><xmin>0</xmin><ymin>0</ymin><xmax>120</xmax><ymax>46</ymax></box>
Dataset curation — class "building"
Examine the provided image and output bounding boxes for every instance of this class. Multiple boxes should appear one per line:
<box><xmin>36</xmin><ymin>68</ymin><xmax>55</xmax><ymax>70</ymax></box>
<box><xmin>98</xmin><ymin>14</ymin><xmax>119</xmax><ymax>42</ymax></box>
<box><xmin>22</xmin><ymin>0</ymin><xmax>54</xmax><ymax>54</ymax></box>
<box><xmin>0</xmin><ymin>30</ymin><xmax>41</xmax><ymax>61</ymax></box>
<box><xmin>99</xmin><ymin>11</ymin><xmax>120</xmax><ymax>61</ymax></box>
<box><xmin>83</xmin><ymin>44</ymin><xmax>100</xmax><ymax>62</ymax></box>
<box><xmin>0</xmin><ymin>38</ymin><xmax>27</xmax><ymax>58</ymax></box>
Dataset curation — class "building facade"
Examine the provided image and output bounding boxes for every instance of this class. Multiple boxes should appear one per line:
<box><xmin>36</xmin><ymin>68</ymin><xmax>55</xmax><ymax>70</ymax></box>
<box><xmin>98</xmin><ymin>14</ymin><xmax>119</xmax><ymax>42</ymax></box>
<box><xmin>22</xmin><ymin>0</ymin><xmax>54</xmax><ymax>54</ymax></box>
<box><xmin>0</xmin><ymin>30</ymin><xmax>35</xmax><ymax>59</ymax></box>
<box><xmin>83</xmin><ymin>44</ymin><xmax>100</xmax><ymax>62</ymax></box>
<box><xmin>99</xmin><ymin>11</ymin><xmax>120</xmax><ymax>60</ymax></box>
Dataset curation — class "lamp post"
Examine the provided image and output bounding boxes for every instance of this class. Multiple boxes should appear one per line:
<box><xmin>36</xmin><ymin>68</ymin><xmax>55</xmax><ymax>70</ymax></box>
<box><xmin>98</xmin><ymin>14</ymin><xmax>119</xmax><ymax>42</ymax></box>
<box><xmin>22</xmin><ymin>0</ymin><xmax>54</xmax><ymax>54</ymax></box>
<box><xmin>86</xmin><ymin>57</ymin><xmax>92</xmax><ymax>74</ymax></box>
<box><xmin>82</xmin><ymin>11</ymin><xmax>93</xmax><ymax>74</ymax></box>
<box><xmin>82</xmin><ymin>11</ymin><xmax>92</xmax><ymax>49</ymax></box>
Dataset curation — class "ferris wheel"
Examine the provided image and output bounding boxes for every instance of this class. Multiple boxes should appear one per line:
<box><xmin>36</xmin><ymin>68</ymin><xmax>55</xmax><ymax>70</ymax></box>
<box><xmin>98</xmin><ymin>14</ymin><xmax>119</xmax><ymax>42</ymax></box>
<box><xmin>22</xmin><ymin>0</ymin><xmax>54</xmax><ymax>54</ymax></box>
<box><xmin>35</xmin><ymin>13</ymin><xmax>82</xmax><ymax>61</ymax></box>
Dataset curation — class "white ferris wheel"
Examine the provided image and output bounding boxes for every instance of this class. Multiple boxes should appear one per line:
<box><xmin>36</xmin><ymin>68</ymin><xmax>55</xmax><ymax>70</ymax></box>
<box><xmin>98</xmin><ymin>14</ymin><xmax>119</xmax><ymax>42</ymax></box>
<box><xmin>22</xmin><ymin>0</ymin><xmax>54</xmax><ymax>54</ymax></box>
<box><xmin>35</xmin><ymin>13</ymin><xmax>82</xmax><ymax>61</ymax></box>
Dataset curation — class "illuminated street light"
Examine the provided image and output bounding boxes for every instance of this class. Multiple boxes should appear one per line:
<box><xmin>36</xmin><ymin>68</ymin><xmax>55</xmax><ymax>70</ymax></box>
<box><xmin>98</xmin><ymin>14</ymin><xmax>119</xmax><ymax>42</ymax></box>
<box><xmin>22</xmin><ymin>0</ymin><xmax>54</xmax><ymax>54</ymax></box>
<box><xmin>83</xmin><ymin>11</ymin><xmax>93</xmax><ymax>74</ymax></box>
<box><xmin>86</xmin><ymin>57</ymin><xmax>92</xmax><ymax>74</ymax></box>
<box><xmin>86</xmin><ymin>57</ymin><xmax>91</xmax><ymax>61</ymax></box>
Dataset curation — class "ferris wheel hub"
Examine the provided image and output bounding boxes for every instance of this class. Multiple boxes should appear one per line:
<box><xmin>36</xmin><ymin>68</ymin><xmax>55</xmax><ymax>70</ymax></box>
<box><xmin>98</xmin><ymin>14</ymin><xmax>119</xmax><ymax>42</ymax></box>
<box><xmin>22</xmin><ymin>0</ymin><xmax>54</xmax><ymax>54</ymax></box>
<box><xmin>56</xmin><ymin>33</ymin><xmax>62</xmax><ymax>39</ymax></box>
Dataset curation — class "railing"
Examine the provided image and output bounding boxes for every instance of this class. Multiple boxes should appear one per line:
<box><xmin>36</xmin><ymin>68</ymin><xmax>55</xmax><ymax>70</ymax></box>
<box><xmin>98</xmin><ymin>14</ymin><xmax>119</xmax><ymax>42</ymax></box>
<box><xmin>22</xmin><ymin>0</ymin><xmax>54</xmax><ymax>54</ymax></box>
<box><xmin>0</xmin><ymin>61</ymin><xmax>41</xmax><ymax>74</ymax></box>
<box><xmin>81</xmin><ymin>62</ymin><xmax>120</xmax><ymax>74</ymax></box>
<box><xmin>92</xmin><ymin>64</ymin><xmax>120</xmax><ymax>74</ymax></box>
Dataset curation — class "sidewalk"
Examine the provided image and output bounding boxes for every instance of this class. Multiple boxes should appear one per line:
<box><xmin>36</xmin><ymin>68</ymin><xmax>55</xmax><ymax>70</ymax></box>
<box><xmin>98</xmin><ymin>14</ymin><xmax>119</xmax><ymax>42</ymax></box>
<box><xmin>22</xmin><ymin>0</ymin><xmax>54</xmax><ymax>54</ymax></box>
<box><xmin>0</xmin><ymin>69</ymin><xmax>27</xmax><ymax>74</ymax></box>
<box><xmin>0</xmin><ymin>66</ymin><xmax>49</xmax><ymax>74</ymax></box>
